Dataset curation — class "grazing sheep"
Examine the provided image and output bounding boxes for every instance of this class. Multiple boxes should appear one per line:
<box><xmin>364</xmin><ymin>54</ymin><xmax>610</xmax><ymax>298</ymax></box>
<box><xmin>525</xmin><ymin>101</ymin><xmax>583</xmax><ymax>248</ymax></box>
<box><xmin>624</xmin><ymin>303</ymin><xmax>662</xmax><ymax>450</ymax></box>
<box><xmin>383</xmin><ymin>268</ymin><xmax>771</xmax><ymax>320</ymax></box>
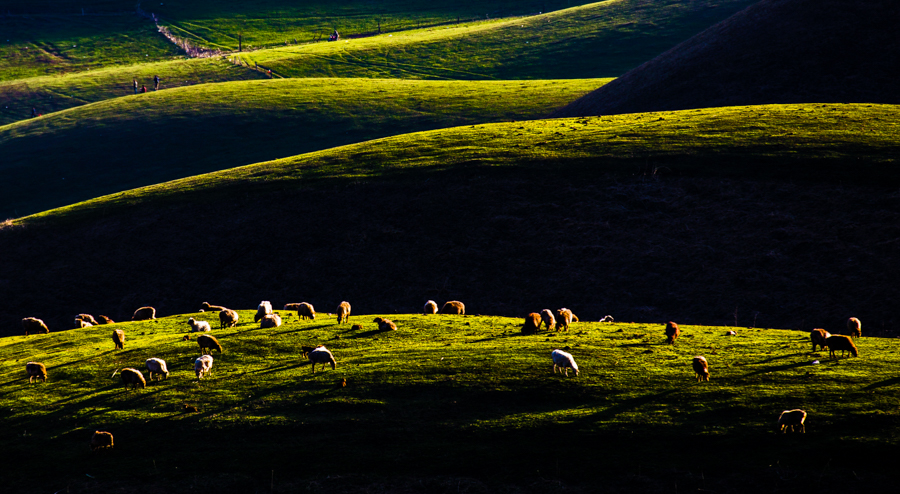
<box><xmin>194</xmin><ymin>355</ymin><xmax>214</xmax><ymax>379</ymax></box>
<box><xmin>120</xmin><ymin>368</ymin><xmax>146</xmax><ymax>390</ymax></box>
<box><xmin>260</xmin><ymin>313</ymin><xmax>283</xmax><ymax>328</ymax></box>
<box><xmin>540</xmin><ymin>309</ymin><xmax>556</xmax><ymax>331</ymax></box>
<box><xmin>665</xmin><ymin>321</ymin><xmax>680</xmax><ymax>345</ymax></box>
<box><xmin>188</xmin><ymin>317</ymin><xmax>212</xmax><ymax>333</ymax></box>
<box><xmin>74</xmin><ymin>318</ymin><xmax>93</xmax><ymax>329</ymax></box>
<box><xmin>810</xmin><ymin>328</ymin><xmax>831</xmax><ymax>352</ymax></box>
<box><xmin>197</xmin><ymin>334</ymin><xmax>223</xmax><ymax>354</ymax></box>
<box><xmin>254</xmin><ymin>301</ymin><xmax>273</xmax><ymax>323</ymax></box>
<box><xmin>283</xmin><ymin>303</ymin><xmax>302</xmax><ymax>311</ymax></box>
<box><xmin>25</xmin><ymin>362</ymin><xmax>47</xmax><ymax>383</ymax></box>
<box><xmin>219</xmin><ymin>309</ymin><xmax>239</xmax><ymax>329</ymax></box>
<box><xmin>373</xmin><ymin>317</ymin><xmax>397</xmax><ymax>331</ymax></box>
<box><xmin>300</xmin><ymin>345</ymin><xmax>317</xmax><ymax>358</ymax></box>
<box><xmin>336</xmin><ymin>301</ymin><xmax>351</xmax><ymax>324</ymax></box>
<box><xmin>599</xmin><ymin>315</ymin><xmax>615</xmax><ymax>323</ymax></box>
<box><xmin>424</xmin><ymin>300</ymin><xmax>439</xmax><ymax>315</ymax></box>
<box><xmin>555</xmin><ymin>308</ymin><xmax>575</xmax><ymax>331</ymax></box>
<box><xmin>90</xmin><ymin>431</ymin><xmax>114</xmax><ymax>451</ymax></box>
<box><xmin>551</xmin><ymin>349</ymin><xmax>579</xmax><ymax>377</ymax></box>
<box><xmin>145</xmin><ymin>358</ymin><xmax>169</xmax><ymax>381</ymax></box>
<box><xmin>22</xmin><ymin>317</ymin><xmax>49</xmax><ymax>335</ymax></box>
<box><xmin>521</xmin><ymin>313</ymin><xmax>542</xmax><ymax>335</ymax></box>
<box><xmin>75</xmin><ymin>314</ymin><xmax>99</xmax><ymax>325</ymax></box>
<box><xmin>112</xmin><ymin>329</ymin><xmax>125</xmax><ymax>350</ymax></box>
<box><xmin>692</xmin><ymin>356</ymin><xmax>710</xmax><ymax>382</ymax></box>
<box><xmin>778</xmin><ymin>409</ymin><xmax>807</xmax><ymax>433</ymax></box>
<box><xmin>200</xmin><ymin>302</ymin><xmax>226</xmax><ymax>313</ymax></box>
<box><xmin>183</xmin><ymin>335</ymin><xmax>191</xmax><ymax>341</ymax></box>
<box><xmin>308</xmin><ymin>346</ymin><xmax>336</xmax><ymax>374</ymax></box>
<box><xmin>441</xmin><ymin>301</ymin><xmax>465</xmax><ymax>315</ymax></box>
<box><xmin>826</xmin><ymin>335</ymin><xmax>858</xmax><ymax>358</ymax></box>
<box><xmin>351</xmin><ymin>324</ymin><xmax>363</xmax><ymax>331</ymax></box>
<box><xmin>847</xmin><ymin>317</ymin><xmax>861</xmax><ymax>338</ymax></box>
<box><xmin>297</xmin><ymin>302</ymin><xmax>316</xmax><ymax>321</ymax></box>
<box><xmin>97</xmin><ymin>315</ymin><xmax>114</xmax><ymax>324</ymax></box>
<box><xmin>132</xmin><ymin>306</ymin><xmax>156</xmax><ymax>321</ymax></box>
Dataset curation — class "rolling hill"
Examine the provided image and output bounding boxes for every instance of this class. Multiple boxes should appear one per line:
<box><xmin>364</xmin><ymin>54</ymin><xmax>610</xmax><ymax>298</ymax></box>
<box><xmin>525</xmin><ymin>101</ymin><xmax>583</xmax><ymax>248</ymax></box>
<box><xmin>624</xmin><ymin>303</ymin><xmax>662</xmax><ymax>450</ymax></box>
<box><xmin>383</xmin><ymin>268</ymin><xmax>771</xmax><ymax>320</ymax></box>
<box><xmin>555</xmin><ymin>0</ymin><xmax>900</xmax><ymax>116</ymax></box>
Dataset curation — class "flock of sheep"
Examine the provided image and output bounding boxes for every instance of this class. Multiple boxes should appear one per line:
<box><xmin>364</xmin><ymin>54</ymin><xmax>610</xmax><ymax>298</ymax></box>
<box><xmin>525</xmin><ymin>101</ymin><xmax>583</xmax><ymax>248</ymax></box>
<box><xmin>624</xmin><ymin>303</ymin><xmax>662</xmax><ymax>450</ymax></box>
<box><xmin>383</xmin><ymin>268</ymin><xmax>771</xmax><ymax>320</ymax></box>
<box><xmin>20</xmin><ymin>302</ymin><xmax>865</xmax><ymax>449</ymax></box>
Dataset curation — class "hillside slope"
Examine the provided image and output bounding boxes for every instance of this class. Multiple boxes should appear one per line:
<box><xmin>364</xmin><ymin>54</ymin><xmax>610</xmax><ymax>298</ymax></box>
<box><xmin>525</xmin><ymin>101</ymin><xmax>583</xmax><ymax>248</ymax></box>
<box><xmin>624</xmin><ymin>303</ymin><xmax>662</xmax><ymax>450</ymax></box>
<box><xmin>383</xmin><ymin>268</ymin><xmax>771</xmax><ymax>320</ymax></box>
<box><xmin>0</xmin><ymin>77</ymin><xmax>606</xmax><ymax>218</ymax></box>
<box><xmin>2</xmin><ymin>104</ymin><xmax>898</xmax><ymax>337</ymax></box>
<box><xmin>555</xmin><ymin>0</ymin><xmax>900</xmax><ymax>116</ymax></box>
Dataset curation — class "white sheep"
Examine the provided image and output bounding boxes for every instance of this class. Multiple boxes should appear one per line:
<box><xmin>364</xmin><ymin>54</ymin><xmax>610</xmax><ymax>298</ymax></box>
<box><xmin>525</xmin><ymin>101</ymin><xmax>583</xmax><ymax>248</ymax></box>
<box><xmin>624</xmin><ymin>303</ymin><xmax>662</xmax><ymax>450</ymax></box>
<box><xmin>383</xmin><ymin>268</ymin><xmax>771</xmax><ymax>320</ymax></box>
<box><xmin>551</xmin><ymin>349</ymin><xmax>579</xmax><ymax>377</ymax></box>
<box><xmin>424</xmin><ymin>300</ymin><xmax>438</xmax><ymax>315</ymax></box>
<box><xmin>145</xmin><ymin>358</ymin><xmax>169</xmax><ymax>381</ymax></box>
<box><xmin>255</xmin><ymin>301</ymin><xmax>273</xmax><ymax>322</ymax></box>
<box><xmin>194</xmin><ymin>355</ymin><xmax>214</xmax><ymax>379</ymax></box>
<box><xmin>188</xmin><ymin>317</ymin><xmax>211</xmax><ymax>333</ymax></box>
<box><xmin>260</xmin><ymin>313</ymin><xmax>282</xmax><ymax>328</ymax></box>
<box><xmin>308</xmin><ymin>346</ymin><xmax>336</xmax><ymax>374</ymax></box>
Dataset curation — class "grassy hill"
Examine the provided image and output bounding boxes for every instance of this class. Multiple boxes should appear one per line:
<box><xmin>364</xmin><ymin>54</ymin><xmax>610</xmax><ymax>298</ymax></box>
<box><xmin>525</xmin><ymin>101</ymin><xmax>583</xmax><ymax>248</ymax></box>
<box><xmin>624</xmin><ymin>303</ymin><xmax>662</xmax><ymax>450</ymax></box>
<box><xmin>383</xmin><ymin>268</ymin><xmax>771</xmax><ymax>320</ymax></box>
<box><xmin>0</xmin><ymin>77</ymin><xmax>606</xmax><ymax>218</ymax></box>
<box><xmin>4</xmin><ymin>311</ymin><xmax>899</xmax><ymax>492</ymax></box>
<box><xmin>556</xmin><ymin>0</ymin><xmax>900</xmax><ymax>117</ymax></box>
<box><xmin>2</xmin><ymin>103</ymin><xmax>898</xmax><ymax>339</ymax></box>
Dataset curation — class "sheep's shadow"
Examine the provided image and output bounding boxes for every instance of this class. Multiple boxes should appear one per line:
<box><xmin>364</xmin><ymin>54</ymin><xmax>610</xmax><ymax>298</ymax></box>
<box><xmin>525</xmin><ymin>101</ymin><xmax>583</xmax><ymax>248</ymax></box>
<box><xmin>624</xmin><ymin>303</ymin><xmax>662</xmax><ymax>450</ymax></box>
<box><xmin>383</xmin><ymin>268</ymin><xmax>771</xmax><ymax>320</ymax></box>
<box><xmin>587</xmin><ymin>389</ymin><xmax>677</xmax><ymax>422</ymax></box>
<box><xmin>747</xmin><ymin>352</ymin><xmax>806</xmax><ymax>365</ymax></box>
<box><xmin>740</xmin><ymin>361</ymin><xmax>809</xmax><ymax>378</ymax></box>
<box><xmin>863</xmin><ymin>376</ymin><xmax>900</xmax><ymax>391</ymax></box>
<box><xmin>346</xmin><ymin>329</ymin><xmax>393</xmax><ymax>339</ymax></box>
<box><xmin>251</xmin><ymin>362</ymin><xmax>305</xmax><ymax>375</ymax></box>
<box><xmin>618</xmin><ymin>342</ymin><xmax>652</xmax><ymax>348</ymax></box>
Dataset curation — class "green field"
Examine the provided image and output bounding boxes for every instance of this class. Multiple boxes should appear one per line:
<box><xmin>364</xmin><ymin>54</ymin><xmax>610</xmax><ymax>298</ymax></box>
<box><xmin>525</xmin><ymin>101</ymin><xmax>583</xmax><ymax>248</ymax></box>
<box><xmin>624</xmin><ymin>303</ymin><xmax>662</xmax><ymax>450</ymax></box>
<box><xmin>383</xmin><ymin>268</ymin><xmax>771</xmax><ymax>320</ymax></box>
<box><xmin>4</xmin><ymin>310</ymin><xmax>897</xmax><ymax>491</ymax></box>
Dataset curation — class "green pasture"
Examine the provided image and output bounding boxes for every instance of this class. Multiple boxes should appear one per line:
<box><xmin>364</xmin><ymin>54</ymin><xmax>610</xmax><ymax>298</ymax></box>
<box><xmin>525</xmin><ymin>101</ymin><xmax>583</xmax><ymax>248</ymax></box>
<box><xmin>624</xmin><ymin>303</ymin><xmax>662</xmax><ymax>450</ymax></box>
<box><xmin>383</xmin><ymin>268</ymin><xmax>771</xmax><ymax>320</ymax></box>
<box><xmin>3</xmin><ymin>310</ymin><xmax>899</xmax><ymax>491</ymax></box>
<box><xmin>0</xmin><ymin>77</ymin><xmax>606</xmax><ymax>218</ymax></box>
<box><xmin>20</xmin><ymin>102</ymin><xmax>898</xmax><ymax>225</ymax></box>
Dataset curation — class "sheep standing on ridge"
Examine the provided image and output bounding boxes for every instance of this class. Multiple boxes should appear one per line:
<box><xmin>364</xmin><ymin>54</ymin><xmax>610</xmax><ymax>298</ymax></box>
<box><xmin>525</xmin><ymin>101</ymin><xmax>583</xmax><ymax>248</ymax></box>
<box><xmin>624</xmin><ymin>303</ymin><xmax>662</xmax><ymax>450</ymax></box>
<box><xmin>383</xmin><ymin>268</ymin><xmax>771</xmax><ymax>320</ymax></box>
<box><xmin>195</xmin><ymin>355</ymin><xmax>214</xmax><ymax>379</ymax></box>
<box><xmin>308</xmin><ymin>346</ymin><xmax>336</xmax><ymax>374</ymax></box>
<box><xmin>424</xmin><ymin>300</ymin><xmax>438</xmax><ymax>315</ymax></box>
<box><xmin>373</xmin><ymin>317</ymin><xmax>397</xmax><ymax>331</ymax></box>
<box><xmin>74</xmin><ymin>318</ymin><xmax>93</xmax><ymax>329</ymax></box>
<box><xmin>97</xmin><ymin>315</ymin><xmax>114</xmax><ymax>324</ymax></box>
<box><xmin>188</xmin><ymin>317</ymin><xmax>211</xmax><ymax>333</ymax></box>
<box><xmin>555</xmin><ymin>308</ymin><xmax>575</xmax><ymax>332</ymax></box>
<box><xmin>219</xmin><ymin>309</ymin><xmax>239</xmax><ymax>329</ymax></box>
<box><xmin>847</xmin><ymin>317</ymin><xmax>861</xmax><ymax>338</ymax></box>
<box><xmin>283</xmin><ymin>303</ymin><xmax>302</xmax><ymax>311</ymax></box>
<box><xmin>521</xmin><ymin>313</ymin><xmax>541</xmax><ymax>335</ymax></box>
<box><xmin>540</xmin><ymin>309</ymin><xmax>556</xmax><ymax>331</ymax></box>
<box><xmin>260</xmin><ymin>313</ymin><xmax>282</xmax><ymax>328</ymax></box>
<box><xmin>336</xmin><ymin>301</ymin><xmax>351</xmax><ymax>324</ymax></box>
<box><xmin>551</xmin><ymin>349</ymin><xmax>579</xmax><ymax>377</ymax></box>
<box><xmin>197</xmin><ymin>334</ymin><xmax>223</xmax><ymax>354</ymax></box>
<box><xmin>254</xmin><ymin>301</ymin><xmax>273</xmax><ymax>323</ymax></box>
<box><xmin>665</xmin><ymin>321</ymin><xmax>680</xmax><ymax>345</ymax></box>
<box><xmin>132</xmin><ymin>306</ymin><xmax>156</xmax><ymax>321</ymax></box>
<box><xmin>145</xmin><ymin>358</ymin><xmax>169</xmax><ymax>381</ymax></box>
<box><xmin>200</xmin><ymin>302</ymin><xmax>226</xmax><ymax>312</ymax></box>
<box><xmin>599</xmin><ymin>315</ymin><xmax>615</xmax><ymax>323</ymax></box>
<box><xmin>112</xmin><ymin>329</ymin><xmax>125</xmax><ymax>350</ymax></box>
<box><xmin>22</xmin><ymin>317</ymin><xmax>49</xmax><ymax>335</ymax></box>
<box><xmin>441</xmin><ymin>301</ymin><xmax>465</xmax><ymax>315</ymax></box>
<box><xmin>75</xmin><ymin>314</ymin><xmax>99</xmax><ymax>326</ymax></box>
<box><xmin>778</xmin><ymin>409</ymin><xmax>807</xmax><ymax>433</ymax></box>
<box><xmin>692</xmin><ymin>356</ymin><xmax>710</xmax><ymax>382</ymax></box>
<box><xmin>26</xmin><ymin>362</ymin><xmax>47</xmax><ymax>383</ymax></box>
<box><xmin>810</xmin><ymin>328</ymin><xmax>831</xmax><ymax>352</ymax></box>
<box><xmin>297</xmin><ymin>302</ymin><xmax>316</xmax><ymax>320</ymax></box>
<box><xmin>90</xmin><ymin>431</ymin><xmax>114</xmax><ymax>451</ymax></box>
<box><xmin>826</xmin><ymin>335</ymin><xmax>858</xmax><ymax>358</ymax></box>
<box><xmin>120</xmin><ymin>368</ymin><xmax>146</xmax><ymax>390</ymax></box>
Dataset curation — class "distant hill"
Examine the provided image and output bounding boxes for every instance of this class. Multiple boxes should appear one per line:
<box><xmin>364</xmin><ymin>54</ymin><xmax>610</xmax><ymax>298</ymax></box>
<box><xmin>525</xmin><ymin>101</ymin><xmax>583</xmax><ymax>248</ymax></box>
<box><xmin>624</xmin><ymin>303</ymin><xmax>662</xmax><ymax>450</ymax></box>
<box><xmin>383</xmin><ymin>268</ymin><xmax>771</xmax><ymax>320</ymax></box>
<box><xmin>555</xmin><ymin>0</ymin><xmax>900</xmax><ymax>117</ymax></box>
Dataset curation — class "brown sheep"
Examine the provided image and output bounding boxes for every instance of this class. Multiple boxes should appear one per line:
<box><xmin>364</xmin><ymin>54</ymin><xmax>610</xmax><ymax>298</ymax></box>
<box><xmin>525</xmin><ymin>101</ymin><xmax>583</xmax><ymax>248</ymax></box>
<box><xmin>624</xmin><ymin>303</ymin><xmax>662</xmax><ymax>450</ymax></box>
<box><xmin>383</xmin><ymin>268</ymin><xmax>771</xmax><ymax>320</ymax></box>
<box><xmin>198</xmin><ymin>334</ymin><xmax>223</xmax><ymax>354</ymax></box>
<box><xmin>120</xmin><ymin>368</ymin><xmax>146</xmax><ymax>390</ymax></box>
<box><xmin>373</xmin><ymin>317</ymin><xmax>397</xmax><ymax>331</ymax></box>
<box><xmin>90</xmin><ymin>431</ymin><xmax>114</xmax><ymax>451</ymax></box>
<box><xmin>22</xmin><ymin>317</ymin><xmax>49</xmax><ymax>335</ymax></box>
<box><xmin>74</xmin><ymin>318</ymin><xmax>93</xmax><ymax>329</ymax></box>
<box><xmin>351</xmin><ymin>324</ymin><xmax>363</xmax><ymax>331</ymax></box>
<box><xmin>847</xmin><ymin>317</ymin><xmax>861</xmax><ymax>338</ymax></box>
<box><xmin>555</xmin><ymin>308</ymin><xmax>575</xmax><ymax>332</ymax></box>
<box><xmin>826</xmin><ymin>335</ymin><xmax>858</xmax><ymax>358</ymax></box>
<box><xmin>778</xmin><ymin>409</ymin><xmax>807</xmax><ymax>433</ymax></box>
<box><xmin>200</xmin><ymin>302</ymin><xmax>227</xmax><ymax>312</ymax></box>
<box><xmin>665</xmin><ymin>321</ymin><xmax>680</xmax><ymax>344</ymax></box>
<box><xmin>441</xmin><ymin>301</ymin><xmax>465</xmax><ymax>315</ymax></box>
<box><xmin>424</xmin><ymin>300</ymin><xmax>438</xmax><ymax>315</ymax></box>
<box><xmin>97</xmin><ymin>315</ymin><xmax>114</xmax><ymax>324</ymax></box>
<box><xmin>692</xmin><ymin>356</ymin><xmax>710</xmax><ymax>382</ymax></box>
<box><xmin>810</xmin><ymin>328</ymin><xmax>831</xmax><ymax>352</ymax></box>
<box><xmin>112</xmin><ymin>329</ymin><xmax>125</xmax><ymax>350</ymax></box>
<box><xmin>300</xmin><ymin>345</ymin><xmax>317</xmax><ymax>358</ymax></box>
<box><xmin>540</xmin><ymin>309</ymin><xmax>556</xmax><ymax>331</ymax></box>
<box><xmin>132</xmin><ymin>306</ymin><xmax>156</xmax><ymax>321</ymax></box>
<box><xmin>260</xmin><ymin>313</ymin><xmax>283</xmax><ymax>328</ymax></box>
<box><xmin>219</xmin><ymin>309</ymin><xmax>239</xmax><ymax>329</ymax></box>
<box><xmin>283</xmin><ymin>303</ymin><xmax>303</xmax><ymax>311</ymax></box>
<box><xmin>297</xmin><ymin>302</ymin><xmax>316</xmax><ymax>320</ymax></box>
<box><xmin>75</xmin><ymin>314</ymin><xmax>99</xmax><ymax>325</ymax></box>
<box><xmin>521</xmin><ymin>313</ymin><xmax>541</xmax><ymax>335</ymax></box>
<box><xmin>336</xmin><ymin>301</ymin><xmax>351</xmax><ymax>324</ymax></box>
<box><xmin>26</xmin><ymin>362</ymin><xmax>47</xmax><ymax>383</ymax></box>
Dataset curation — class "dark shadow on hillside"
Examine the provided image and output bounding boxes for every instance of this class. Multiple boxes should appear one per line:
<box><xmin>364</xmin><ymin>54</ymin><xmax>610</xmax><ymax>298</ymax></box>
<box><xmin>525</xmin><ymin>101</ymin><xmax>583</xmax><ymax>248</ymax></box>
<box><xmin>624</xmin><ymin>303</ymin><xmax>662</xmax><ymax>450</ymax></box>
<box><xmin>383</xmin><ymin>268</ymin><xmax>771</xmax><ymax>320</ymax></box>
<box><xmin>748</xmin><ymin>353</ymin><xmax>806</xmax><ymax>365</ymax></box>
<box><xmin>740</xmin><ymin>361</ymin><xmax>810</xmax><ymax>378</ymax></box>
<box><xmin>862</xmin><ymin>377</ymin><xmax>900</xmax><ymax>391</ymax></box>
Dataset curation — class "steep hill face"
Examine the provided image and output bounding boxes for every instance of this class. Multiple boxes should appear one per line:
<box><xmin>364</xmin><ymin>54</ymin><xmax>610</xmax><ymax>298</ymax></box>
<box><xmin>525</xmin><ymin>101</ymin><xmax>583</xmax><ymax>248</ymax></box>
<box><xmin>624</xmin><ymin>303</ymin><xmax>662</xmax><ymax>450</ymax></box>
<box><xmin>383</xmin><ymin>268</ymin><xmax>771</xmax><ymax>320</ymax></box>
<box><xmin>556</xmin><ymin>0</ymin><xmax>900</xmax><ymax>116</ymax></box>
<box><xmin>1</xmin><ymin>171</ymin><xmax>898</xmax><ymax>338</ymax></box>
